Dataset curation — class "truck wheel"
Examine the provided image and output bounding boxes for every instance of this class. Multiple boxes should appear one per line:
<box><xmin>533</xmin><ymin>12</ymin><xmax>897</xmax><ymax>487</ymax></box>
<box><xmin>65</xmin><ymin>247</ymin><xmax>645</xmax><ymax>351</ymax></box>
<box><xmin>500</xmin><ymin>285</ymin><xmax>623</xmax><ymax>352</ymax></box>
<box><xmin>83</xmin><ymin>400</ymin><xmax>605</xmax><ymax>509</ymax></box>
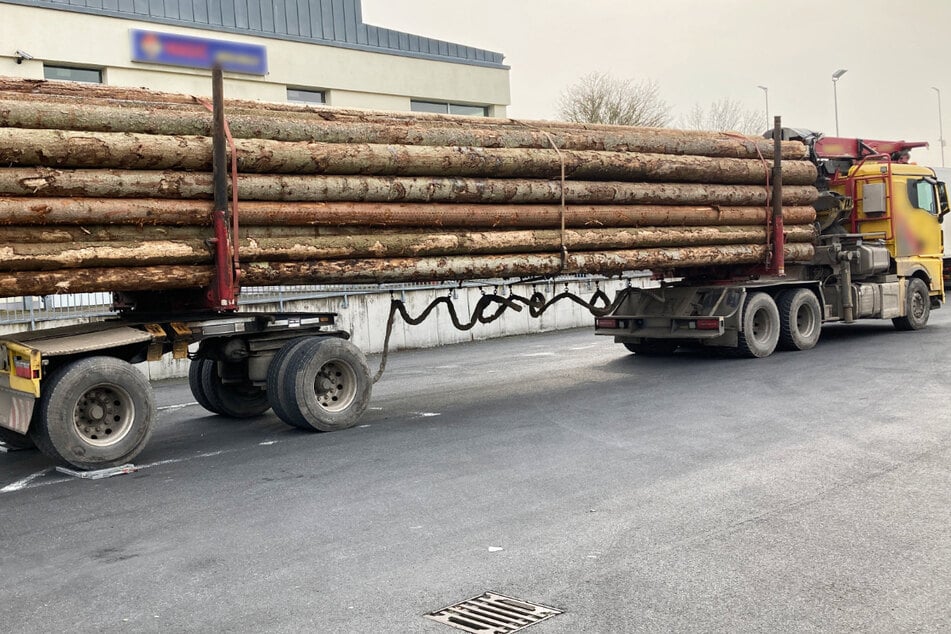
<box><xmin>188</xmin><ymin>358</ymin><xmax>221</xmax><ymax>415</ymax></box>
<box><xmin>893</xmin><ymin>277</ymin><xmax>930</xmax><ymax>331</ymax></box>
<box><xmin>623</xmin><ymin>340</ymin><xmax>679</xmax><ymax>356</ymax></box>
<box><xmin>200</xmin><ymin>360</ymin><xmax>271</xmax><ymax>419</ymax></box>
<box><xmin>777</xmin><ymin>289</ymin><xmax>822</xmax><ymax>351</ymax></box>
<box><xmin>276</xmin><ymin>338</ymin><xmax>372</xmax><ymax>432</ymax></box>
<box><xmin>266</xmin><ymin>337</ymin><xmax>318</xmax><ymax>429</ymax></box>
<box><xmin>0</xmin><ymin>426</ymin><xmax>35</xmax><ymax>450</ymax></box>
<box><xmin>29</xmin><ymin>357</ymin><xmax>154</xmax><ymax>470</ymax></box>
<box><xmin>736</xmin><ymin>292</ymin><xmax>780</xmax><ymax>358</ymax></box>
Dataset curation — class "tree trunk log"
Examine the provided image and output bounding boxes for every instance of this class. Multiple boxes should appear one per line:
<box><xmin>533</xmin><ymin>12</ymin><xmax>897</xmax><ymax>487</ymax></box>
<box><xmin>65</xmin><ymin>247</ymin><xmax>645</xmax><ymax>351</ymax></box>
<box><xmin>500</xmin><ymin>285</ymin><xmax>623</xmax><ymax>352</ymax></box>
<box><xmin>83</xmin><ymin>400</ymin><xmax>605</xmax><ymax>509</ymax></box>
<box><xmin>0</xmin><ymin>196</ymin><xmax>817</xmax><ymax>228</ymax></box>
<box><xmin>0</xmin><ymin>224</ymin><xmax>401</xmax><ymax>242</ymax></box>
<box><xmin>0</xmin><ymin>96</ymin><xmax>808</xmax><ymax>160</ymax></box>
<box><xmin>0</xmin><ymin>169</ymin><xmax>819</xmax><ymax>206</ymax></box>
<box><xmin>0</xmin><ymin>225</ymin><xmax>816</xmax><ymax>270</ymax></box>
<box><xmin>0</xmin><ymin>243</ymin><xmax>814</xmax><ymax>297</ymax></box>
<box><xmin>242</xmin><ymin>243</ymin><xmax>816</xmax><ymax>285</ymax></box>
<box><xmin>0</xmin><ymin>128</ymin><xmax>818</xmax><ymax>184</ymax></box>
<box><xmin>0</xmin><ymin>265</ymin><xmax>213</xmax><ymax>296</ymax></box>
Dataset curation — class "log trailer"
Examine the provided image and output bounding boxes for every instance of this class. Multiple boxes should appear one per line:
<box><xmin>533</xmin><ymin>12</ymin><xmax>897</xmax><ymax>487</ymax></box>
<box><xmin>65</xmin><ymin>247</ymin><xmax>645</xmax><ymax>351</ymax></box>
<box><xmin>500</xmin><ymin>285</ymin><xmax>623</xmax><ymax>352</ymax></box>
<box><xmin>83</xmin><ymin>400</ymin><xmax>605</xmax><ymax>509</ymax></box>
<box><xmin>595</xmin><ymin>127</ymin><xmax>950</xmax><ymax>357</ymax></box>
<box><xmin>0</xmin><ymin>74</ymin><xmax>375</xmax><ymax>469</ymax></box>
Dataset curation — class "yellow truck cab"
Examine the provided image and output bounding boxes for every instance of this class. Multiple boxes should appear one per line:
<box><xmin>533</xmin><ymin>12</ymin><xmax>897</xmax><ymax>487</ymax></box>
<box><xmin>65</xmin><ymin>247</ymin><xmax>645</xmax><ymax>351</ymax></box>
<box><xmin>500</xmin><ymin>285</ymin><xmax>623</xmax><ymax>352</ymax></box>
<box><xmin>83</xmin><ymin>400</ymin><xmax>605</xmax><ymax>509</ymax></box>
<box><xmin>841</xmin><ymin>161</ymin><xmax>948</xmax><ymax>303</ymax></box>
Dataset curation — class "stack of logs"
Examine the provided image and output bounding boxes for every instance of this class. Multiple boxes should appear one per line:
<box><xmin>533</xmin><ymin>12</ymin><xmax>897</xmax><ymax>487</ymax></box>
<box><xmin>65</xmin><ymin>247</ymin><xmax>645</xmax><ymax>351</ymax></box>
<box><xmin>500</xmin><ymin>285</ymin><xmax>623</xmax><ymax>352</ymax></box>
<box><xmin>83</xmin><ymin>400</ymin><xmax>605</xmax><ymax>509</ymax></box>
<box><xmin>0</xmin><ymin>78</ymin><xmax>818</xmax><ymax>298</ymax></box>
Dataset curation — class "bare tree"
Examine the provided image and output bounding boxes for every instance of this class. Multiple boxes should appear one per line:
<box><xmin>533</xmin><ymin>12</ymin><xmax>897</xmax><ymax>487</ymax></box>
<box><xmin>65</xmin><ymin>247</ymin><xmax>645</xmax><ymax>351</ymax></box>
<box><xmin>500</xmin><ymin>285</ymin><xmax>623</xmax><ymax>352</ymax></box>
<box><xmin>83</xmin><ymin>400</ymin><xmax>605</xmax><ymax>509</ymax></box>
<box><xmin>681</xmin><ymin>99</ymin><xmax>766</xmax><ymax>135</ymax></box>
<box><xmin>558</xmin><ymin>72</ymin><xmax>671</xmax><ymax>127</ymax></box>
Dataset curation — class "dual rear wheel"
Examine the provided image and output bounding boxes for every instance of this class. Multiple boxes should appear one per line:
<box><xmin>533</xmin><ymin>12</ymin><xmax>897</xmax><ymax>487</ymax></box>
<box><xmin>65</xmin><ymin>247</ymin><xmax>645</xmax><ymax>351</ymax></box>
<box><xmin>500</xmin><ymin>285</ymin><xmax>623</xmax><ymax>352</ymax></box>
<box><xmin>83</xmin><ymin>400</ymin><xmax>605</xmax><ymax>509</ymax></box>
<box><xmin>190</xmin><ymin>336</ymin><xmax>372</xmax><ymax>433</ymax></box>
<box><xmin>738</xmin><ymin>290</ymin><xmax>821</xmax><ymax>358</ymax></box>
<box><xmin>623</xmin><ymin>289</ymin><xmax>823</xmax><ymax>360</ymax></box>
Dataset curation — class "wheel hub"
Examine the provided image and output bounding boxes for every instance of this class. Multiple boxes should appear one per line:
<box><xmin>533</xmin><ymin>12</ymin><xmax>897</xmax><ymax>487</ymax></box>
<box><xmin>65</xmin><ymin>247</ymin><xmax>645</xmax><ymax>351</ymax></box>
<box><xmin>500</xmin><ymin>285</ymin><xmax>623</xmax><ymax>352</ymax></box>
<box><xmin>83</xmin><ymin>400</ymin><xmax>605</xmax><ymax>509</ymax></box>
<box><xmin>73</xmin><ymin>385</ymin><xmax>135</xmax><ymax>447</ymax></box>
<box><xmin>314</xmin><ymin>360</ymin><xmax>357</xmax><ymax>412</ymax></box>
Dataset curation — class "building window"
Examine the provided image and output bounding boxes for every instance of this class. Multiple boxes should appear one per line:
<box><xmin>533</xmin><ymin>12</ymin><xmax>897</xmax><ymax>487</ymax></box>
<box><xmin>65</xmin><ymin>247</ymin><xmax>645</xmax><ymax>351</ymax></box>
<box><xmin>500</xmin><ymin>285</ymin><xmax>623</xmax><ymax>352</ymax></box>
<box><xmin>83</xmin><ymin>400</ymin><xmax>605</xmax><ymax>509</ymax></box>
<box><xmin>411</xmin><ymin>100</ymin><xmax>488</xmax><ymax>117</ymax></box>
<box><xmin>43</xmin><ymin>65</ymin><xmax>102</xmax><ymax>83</ymax></box>
<box><xmin>287</xmin><ymin>88</ymin><xmax>325</xmax><ymax>104</ymax></box>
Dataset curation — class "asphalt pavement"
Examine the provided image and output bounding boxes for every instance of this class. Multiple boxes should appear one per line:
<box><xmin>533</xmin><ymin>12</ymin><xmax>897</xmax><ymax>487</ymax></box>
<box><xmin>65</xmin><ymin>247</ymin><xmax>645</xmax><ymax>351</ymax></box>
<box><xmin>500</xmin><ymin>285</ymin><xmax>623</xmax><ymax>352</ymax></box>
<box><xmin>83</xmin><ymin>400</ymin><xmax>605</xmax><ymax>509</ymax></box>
<box><xmin>2</xmin><ymin>312</ymin><xmax>950</xmax><ymax>632</ymax></box>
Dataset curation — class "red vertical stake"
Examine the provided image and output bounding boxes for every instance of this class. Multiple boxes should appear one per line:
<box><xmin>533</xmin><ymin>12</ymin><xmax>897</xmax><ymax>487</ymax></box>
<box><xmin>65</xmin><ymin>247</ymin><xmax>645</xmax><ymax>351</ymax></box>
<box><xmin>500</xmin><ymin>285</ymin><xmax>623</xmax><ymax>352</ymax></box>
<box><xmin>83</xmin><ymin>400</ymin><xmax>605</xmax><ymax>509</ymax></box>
<box><xmin>209</xmin><ymin>65</ymin><xmax>237</xmax><ymax>311</ymax></box>
<box><xmin>771</xmin><ymin>115</ymin><xmax>785</xmax><ymax>276</ymax></box>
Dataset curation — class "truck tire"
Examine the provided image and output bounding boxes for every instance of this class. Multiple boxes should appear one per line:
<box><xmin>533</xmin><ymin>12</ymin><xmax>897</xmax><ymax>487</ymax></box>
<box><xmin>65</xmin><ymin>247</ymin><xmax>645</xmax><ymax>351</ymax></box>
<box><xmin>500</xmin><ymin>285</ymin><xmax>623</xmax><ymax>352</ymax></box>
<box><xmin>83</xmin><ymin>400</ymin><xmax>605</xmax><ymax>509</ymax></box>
<box><xmin>276</xmin><ymin>338</ymin><xmax>372</xmax><ymax>432</ymax></box>
<box><xmin>736</xmin><ymin>292</ymin><xmax>780</xmax><ymax>358</ymax></box>
<box><xmin>623</xmin><ymin>340</ymin><xmax>679</xmax><ymax>356</ymax></box>
<box><xmin>777</xmin><ymin>288</ymin><xmax>822</xmax><ymax>351</ymax></box>
<box><xmin>29</xmin><ymin>356</ymin><xmax>154</xmax><ymax>470</ymax></box>
<box><xmin>892</xmin><ymin>277</ymin><xmax>930</xmax><ymax>331</ymax></box>
<box><xmin>266</xmin><ymin>336</ymin><xmax>318</xmax><ymax>429</ymax></box>
<box><xmin>188</xmin><ymin>358</ymin><xmax>221</xmax><ymax>415</ymax></box>
<box><xmin>200</xmin><ymin>360</ymin><xmax>271</xmax><ymax>419</ymax></box>
<box><xmin>0</xmin><ymin>426</ymin><xmax>35</xmax><ymax>450</ymax></box>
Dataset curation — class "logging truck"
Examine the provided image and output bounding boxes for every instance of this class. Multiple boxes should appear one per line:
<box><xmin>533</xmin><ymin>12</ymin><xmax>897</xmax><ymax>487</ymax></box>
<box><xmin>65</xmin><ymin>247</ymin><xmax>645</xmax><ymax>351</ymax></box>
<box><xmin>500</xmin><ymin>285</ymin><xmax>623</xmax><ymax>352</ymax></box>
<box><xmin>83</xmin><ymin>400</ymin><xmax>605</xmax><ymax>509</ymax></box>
<box><xmin>595</xmin><ymin>129</ymin><xmax>950</xmax><ymax>357</ymax></box>
<box><xmin>0</xmin><ymin>70</ymin><xmax>945</xmax><ymax>471</ymax></box>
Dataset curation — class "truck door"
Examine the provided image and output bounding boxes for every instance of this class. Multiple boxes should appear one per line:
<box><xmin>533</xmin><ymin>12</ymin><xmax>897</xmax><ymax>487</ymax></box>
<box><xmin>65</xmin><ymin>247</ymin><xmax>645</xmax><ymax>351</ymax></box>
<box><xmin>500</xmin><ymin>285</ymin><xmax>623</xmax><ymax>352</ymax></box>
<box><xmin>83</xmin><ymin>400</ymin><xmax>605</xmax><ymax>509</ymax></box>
<box><xmin>894</xmin><ymin>174</ymin><xmax>944</xmax><ymax>293</ymax></box>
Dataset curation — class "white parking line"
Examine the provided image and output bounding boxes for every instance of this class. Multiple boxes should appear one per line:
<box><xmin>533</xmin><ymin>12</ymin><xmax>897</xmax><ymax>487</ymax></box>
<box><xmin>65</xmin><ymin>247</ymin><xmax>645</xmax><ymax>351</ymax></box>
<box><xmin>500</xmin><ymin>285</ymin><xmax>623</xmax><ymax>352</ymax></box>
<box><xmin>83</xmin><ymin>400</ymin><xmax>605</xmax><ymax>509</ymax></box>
<box><xmin>157</xmin><ymin>402</ymin><xmax>199</xmax><ymax>412</ymax></box>
<box><xmin>1</xmin><ymin>469</ymin><xmax>52</xmax><ymax>493</ymax></box>
<box><xmin>1</xmin><ymin>400</ymin><xmax>226</xmax><ymax>494</ymax></box>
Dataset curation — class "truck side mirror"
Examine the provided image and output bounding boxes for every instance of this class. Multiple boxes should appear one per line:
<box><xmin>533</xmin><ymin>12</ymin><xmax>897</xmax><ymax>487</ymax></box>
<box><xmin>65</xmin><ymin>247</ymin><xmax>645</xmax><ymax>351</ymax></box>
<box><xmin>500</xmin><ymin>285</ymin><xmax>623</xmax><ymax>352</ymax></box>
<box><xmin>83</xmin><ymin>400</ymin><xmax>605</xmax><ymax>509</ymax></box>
<box><xmin>938</xmin><ymin>181</ymin><xmax>950</xmax><ymax>221</ymax></box>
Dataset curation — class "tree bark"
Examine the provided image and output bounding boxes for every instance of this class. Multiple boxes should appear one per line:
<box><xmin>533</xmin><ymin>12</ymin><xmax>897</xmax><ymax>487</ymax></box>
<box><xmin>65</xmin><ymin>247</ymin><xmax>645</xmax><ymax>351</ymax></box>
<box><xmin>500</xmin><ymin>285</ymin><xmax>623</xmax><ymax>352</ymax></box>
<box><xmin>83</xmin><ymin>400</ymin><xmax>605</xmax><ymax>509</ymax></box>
<box><xmin>0</xmin><ymin>128</ymin><xmax>818</xmax><ymax>184</ymax></box>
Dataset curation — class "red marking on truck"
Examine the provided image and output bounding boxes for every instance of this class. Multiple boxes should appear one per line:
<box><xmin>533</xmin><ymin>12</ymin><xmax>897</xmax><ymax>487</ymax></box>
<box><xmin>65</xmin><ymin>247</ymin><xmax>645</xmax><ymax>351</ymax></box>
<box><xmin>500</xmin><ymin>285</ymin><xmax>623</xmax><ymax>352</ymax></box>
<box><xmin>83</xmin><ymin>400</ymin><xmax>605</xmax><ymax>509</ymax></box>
<box><xmin>13</xmin><ymin>359</ymin><xmax>32</xmax><ymax>379</ymax></box>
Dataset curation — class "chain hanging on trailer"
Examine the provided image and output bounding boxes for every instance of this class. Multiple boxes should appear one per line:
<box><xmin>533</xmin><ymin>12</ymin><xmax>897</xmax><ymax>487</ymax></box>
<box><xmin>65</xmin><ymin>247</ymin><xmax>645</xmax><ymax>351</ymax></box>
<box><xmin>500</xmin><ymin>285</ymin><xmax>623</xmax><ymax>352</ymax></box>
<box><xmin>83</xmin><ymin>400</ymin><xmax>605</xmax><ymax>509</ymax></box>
<box><xmin>372</xmin><ymin>280</ymin><xmax>629</xmax><ymax>383</ymax></box>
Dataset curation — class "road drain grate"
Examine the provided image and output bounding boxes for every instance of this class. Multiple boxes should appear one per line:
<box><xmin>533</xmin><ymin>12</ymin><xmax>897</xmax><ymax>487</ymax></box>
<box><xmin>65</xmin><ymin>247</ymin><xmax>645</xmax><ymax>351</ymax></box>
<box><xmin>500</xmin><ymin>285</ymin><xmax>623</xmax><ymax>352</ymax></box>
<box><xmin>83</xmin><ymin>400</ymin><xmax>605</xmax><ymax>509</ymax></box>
<box><xmin>424</xmin><ymin>591</ymin><xmax>562</xmax><ymax>633</ymax></box>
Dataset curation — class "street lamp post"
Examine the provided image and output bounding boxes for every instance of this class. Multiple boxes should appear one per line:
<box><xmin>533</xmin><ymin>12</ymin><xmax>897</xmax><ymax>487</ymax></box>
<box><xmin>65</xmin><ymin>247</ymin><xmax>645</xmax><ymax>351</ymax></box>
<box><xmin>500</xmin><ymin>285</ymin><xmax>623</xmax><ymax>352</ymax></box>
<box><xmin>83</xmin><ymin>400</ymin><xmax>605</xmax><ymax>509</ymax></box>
<box><xmin>832</xmin><ymin>69</ymin><xmax>847</xmax><ymax>136</ymax></box>
<box><xmin>757</xmin><ymin>85</ymin><xmax>769</xmax><ymax>132</ymax></box>
<box><xmin>932</xmin><ymin>87</ymin><xmax>945</xmax><ymax>168</ymax></box>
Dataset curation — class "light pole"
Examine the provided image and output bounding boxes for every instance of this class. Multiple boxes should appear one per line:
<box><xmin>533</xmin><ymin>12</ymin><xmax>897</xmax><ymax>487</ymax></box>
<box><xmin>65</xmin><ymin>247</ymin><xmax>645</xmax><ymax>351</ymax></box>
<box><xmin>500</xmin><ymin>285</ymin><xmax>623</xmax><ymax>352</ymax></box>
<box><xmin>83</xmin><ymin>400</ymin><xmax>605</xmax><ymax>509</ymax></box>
<box><xmin>757</xmin><ymin>85</ymin><xmax>769</xmax><ymax>132</ymax></box>
<box><xmin>932</xmin><ymin>86</ymin><xmax>945</xmax><ymax>167</ymax></box>
<box><xmin>832</xmin><ymin>69</ymin><xmax>847</xmax><ymax>136</ymax></box>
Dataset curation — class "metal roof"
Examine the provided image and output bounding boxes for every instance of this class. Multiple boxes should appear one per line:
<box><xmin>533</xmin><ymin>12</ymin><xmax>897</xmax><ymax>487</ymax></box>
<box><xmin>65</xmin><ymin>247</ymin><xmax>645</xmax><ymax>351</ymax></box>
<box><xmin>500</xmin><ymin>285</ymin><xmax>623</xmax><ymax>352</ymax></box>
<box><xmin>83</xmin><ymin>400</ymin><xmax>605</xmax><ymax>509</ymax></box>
<box><xmin>0</xmin><ymin>0</ymin><xmax>507</xmax><ymax>69</ymax></box>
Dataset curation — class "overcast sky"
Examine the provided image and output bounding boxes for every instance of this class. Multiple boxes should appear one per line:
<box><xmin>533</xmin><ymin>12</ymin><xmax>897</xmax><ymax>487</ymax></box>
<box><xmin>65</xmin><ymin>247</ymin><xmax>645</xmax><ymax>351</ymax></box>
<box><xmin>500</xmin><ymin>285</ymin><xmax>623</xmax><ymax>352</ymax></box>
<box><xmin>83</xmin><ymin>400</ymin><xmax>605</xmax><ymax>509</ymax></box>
<box><xmin>362</xmin><ymin>0</ymin><xmax>950</xmax><ymax>167</ymax></box>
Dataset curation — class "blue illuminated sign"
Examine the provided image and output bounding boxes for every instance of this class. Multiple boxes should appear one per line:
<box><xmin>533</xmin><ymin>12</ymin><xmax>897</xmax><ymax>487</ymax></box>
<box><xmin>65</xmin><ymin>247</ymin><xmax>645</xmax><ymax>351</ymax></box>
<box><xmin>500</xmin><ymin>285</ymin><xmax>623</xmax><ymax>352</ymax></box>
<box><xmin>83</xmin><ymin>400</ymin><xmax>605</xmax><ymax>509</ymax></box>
<box><xmin>131</xmin><ymin>30</ymin><xmax>267</xmax><ymax>75</ymax></box>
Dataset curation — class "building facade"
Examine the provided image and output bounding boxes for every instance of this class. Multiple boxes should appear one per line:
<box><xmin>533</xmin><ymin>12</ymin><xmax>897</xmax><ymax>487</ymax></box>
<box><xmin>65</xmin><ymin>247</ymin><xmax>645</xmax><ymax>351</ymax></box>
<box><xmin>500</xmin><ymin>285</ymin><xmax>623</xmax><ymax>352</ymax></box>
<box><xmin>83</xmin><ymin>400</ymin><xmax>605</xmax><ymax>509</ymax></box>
<box><xmin>0</xmin><ymin>0</ymin><xmax>510</xmax><ymax>115</ymax></box>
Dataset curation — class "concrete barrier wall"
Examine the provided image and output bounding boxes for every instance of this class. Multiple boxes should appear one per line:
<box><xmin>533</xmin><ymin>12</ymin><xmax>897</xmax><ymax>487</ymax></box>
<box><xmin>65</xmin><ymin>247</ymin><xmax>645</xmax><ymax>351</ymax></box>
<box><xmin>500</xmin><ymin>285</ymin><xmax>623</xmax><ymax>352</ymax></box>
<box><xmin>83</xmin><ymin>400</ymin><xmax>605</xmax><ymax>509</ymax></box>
<box><xmin>142</xmin><ymin>277</ymin><xmax>643</xmax><ymax>380</ymax></box>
